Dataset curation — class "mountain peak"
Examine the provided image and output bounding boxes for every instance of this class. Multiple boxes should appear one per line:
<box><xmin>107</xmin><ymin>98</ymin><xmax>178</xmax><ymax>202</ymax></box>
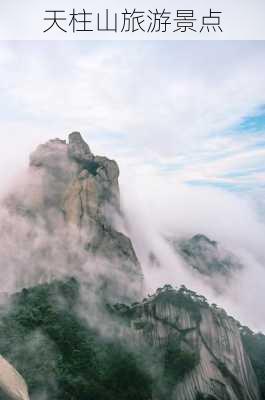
<box><xmin>3</xmin><ymin>133</ymin><xmax>143</xmax><ymax>301</ymax></box>
<box><xmin>191</xmin><ymin>233</ymin><xmax>217</xmax><ymax>247</ymax></box>
<box><xmin>68</xmin><ymin>131</ymin><xmax>93</xmax><ymax>163</ymax></box>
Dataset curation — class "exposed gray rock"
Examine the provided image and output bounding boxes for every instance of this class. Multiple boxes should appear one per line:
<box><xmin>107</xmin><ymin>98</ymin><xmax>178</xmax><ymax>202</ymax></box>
<box><xmin>68</xmin><ymin>131</ymin><xmax>93</xmax><ymax>163</ymax></box>
<box><xmin>30</xmin><ymin>138</ymin><xmax>67</xmax><ymax>169</ymax></box>
<box><xmin>120</xmin><ymin>287</ymin><xmax>260</xmax><ymax>400</ymax></box>
<box><xmin>4</xmin><ymin>132</ymin><xmax>143</xmax><ymax>301</ymax></box>
<box><xmin>63</xmin><ymin>154</ymin><xmax>120</xmax><ymax>226</ymax></box>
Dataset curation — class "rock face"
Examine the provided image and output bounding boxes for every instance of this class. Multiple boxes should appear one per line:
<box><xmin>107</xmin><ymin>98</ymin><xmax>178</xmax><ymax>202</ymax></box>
<box><xmin>0</xmin><ymin>356</ymin><xmax>29</xmax><ymax>400</ymax></box>
<box><xmin>64</xmin><ymin>132</ymin><xmax>120</xmax><ymax>226</ymax></box>
<box><xmin>28</xmin><ymin>132</ymin><xmax>120</xmax><ymax>223</ymax></box>
<box><xmin>119</xmin><ymin>287</ymin><xmax>260</xmax><ymax>400</ymax></box>
<box><xmin>4</xmin><ymin>132</ymin><xmax>143</xmax><ymax>301</ymax></box>
<box><xmin>168</xmin><ymin>234</ymin><xmax>242</xmax><ymax>293</ymax></box>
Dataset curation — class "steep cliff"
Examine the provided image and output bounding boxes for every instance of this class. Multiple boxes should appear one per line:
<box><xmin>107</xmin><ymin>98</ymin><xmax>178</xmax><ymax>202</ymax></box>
<box><xmin>116</xmin><ymin>286</ymin><xmax>260</xmax><ymax>400</ymax></box>
<box><xmin>3</xmin><ymin>132</ymin><xmax>142</xmax><ymax>301</ymax></box>
<box><xmin>241</xmin><ymin>328</ymin><xmax>265</xmax><ymax>400</ymax></box>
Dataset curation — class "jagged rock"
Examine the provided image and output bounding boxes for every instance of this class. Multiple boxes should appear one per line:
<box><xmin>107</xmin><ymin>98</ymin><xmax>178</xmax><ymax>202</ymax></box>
<box><xmin>3</xmin><ymin>132</ymin><xmax>143</xmax><ymax>301</ymax></box>
<box><xmin>63</xmin><ymin>155</ymin><xmax>120</xmax><ymax>226</ymax></box>
<box><xmin>90</xmin><ymin>219</ymin><xmax>141</xmax><ymax>276</ymax></box>
<box><xmin>68</xmin><ymin>131</ymin><xmax>93</xmax><ymax>163</ymax></box>
<box><xmin>0</xmin><ymin>356</ymin><xmax>29</xmax><ymax>400</ymax></box>
<box><xmin>120</xmin><ymin>288</ymin><xmax>260</xmax><ymax>400</ymax></box>
<box><xmin>30</xmin><ymin>138</ymin><xmax>67</xmax><ymax>168</ymax></box>
<box><xmin>26</xmin><ymin>132</ymin><xmax>120</xmax><ymax>220</ymax></box>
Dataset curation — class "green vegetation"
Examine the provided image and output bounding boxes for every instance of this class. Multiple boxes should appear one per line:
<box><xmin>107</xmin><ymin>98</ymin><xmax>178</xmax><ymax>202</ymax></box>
<box><xmin>121</xmin><ymin>284</ymin><xmax>208</xmax><ymax>325</ymax></box>
<box><xmin>1</xmin><ymin>279</ymin><xmax>262</xmax><ymax>400</ymax></box>
<box><xmin>83</xmin><ymin>160</ymin><xmax>100</xmax><ymax>176</ymax></box>
<box><xmin>0</xmin><ymin>279</ymin><xmax>204</xmax><ymax>400</ymax></box>
<box><xmin>153</xmin><ymin>285</ymin><xmax>206</xmax><ymax>324</ymax></box>
<box><xmin>0</xmin><ymin>278</ymin><xmax>152</xmax><ymax>400</ymax></box>
<box><xmin>164</xmin><ymin>337</ymin><xmax>199</xmax><ymax>384</ymax></box>
<box><xmin>0</xmin><ymin>278</ymin><xmax>210</xmax><ymax>400</ymax></box>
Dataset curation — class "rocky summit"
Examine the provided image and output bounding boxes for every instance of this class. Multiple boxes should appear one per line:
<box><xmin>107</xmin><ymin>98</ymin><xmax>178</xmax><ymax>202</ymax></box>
<box><xmin>0</xmin><ymin>133</ymin><xmax>264</xmax><ymax>400</ymax></box>
<box><xmin>4</xmin><ymin>132</ymin><xmax>143</xmax><ymax>302</ymax></box>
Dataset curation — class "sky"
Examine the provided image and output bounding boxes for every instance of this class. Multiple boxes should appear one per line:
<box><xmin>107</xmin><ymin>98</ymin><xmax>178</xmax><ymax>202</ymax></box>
<box><xmin>0</xmin><ymin>40</ymin><xmax>265</xmax><ymax>330</ymax></box>
<box><xmin>0</xmin><ymin>41</ymin><xmax>265</xmax><ymax>204</ymax></box>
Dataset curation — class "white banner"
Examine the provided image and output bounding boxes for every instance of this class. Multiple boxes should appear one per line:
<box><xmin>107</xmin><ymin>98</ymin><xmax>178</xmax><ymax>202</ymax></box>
<box><xmin>0</xmin><ymin>0</ymin><xmax>265</xmax><ymax>40</ymax></box>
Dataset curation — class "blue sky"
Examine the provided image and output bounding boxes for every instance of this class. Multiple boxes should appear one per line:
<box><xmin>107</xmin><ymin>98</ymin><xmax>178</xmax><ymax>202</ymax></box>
<box><xmin>0</xmin><ymin>40</ymin><xmax>265</xmax><ymax>211</ymax></box>
<box><xmin>185</xmin><ymin>109</ymin><xmax>265</xmax><ymax>191</ymax></box>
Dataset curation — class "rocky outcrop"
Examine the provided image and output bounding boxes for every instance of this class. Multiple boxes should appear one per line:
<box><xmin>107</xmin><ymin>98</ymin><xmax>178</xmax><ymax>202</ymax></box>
<box><xmin>27</xmin><ymin>132</ymin><xmax>120</xmax><ymax>223</ymax></box>
<box><xmin>0</xmin><ymin>356</ymin><xmax>29</xmax><ymax>400</ymax></box>
<box><xmin>64</xmin><ymin>132</ymin><xmax>120</xmax><ymax>226</ymax></box>
<box><xmin>3</xmin><ymin>132</ymin><xmax>143</xmax><ymax>301</ymax></box>
<box><xmin>68</xmin><ymin>131</ymin><xmax>93</xmax><ymax>162</ymax></box>
<box><xmin>117</xmin><ymin>286</ymin><xmax>260</xmax><ymax>400</ymax></box>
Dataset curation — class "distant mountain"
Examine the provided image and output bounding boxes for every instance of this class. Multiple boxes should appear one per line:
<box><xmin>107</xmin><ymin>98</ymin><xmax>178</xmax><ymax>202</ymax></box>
<box><xmin>168</xmin><ymin>233</ymin><xmax>242</xmax><ymax>280</ymax></box>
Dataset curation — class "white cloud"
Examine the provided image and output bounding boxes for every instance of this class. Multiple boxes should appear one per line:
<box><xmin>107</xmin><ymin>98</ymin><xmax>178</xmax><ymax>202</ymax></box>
<box><xmin>0</xmin><ymin>41</ymin><xmax>265</xmax><ymax>160</ymax></box>
<box><xmin>121</xmin><ymin>174</ymin><xmax>265</xmax><ymax>331</ymax></box>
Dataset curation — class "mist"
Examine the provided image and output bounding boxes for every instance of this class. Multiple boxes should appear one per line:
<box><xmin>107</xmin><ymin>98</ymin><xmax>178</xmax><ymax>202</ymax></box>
<box><xmin>0</xmin><ymin>132</ymin><xmax>264</xmax><ymax>335</ymax></box>
<box><xmin>120</xmin><ymin>174</ymin><xmax>265</xmax><ymax>332</ymax></box>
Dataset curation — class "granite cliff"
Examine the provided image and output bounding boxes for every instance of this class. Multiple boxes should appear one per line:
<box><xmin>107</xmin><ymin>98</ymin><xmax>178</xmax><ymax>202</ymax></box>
<box><xmin>3</xmin><ymin>132</ymin><xmax>142</xmax><ymax>301</ymax></box>
<box><xmin>116</xmin><ymin>285</ymin><xmax>260</xmax><ymax>400</ymax></box>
